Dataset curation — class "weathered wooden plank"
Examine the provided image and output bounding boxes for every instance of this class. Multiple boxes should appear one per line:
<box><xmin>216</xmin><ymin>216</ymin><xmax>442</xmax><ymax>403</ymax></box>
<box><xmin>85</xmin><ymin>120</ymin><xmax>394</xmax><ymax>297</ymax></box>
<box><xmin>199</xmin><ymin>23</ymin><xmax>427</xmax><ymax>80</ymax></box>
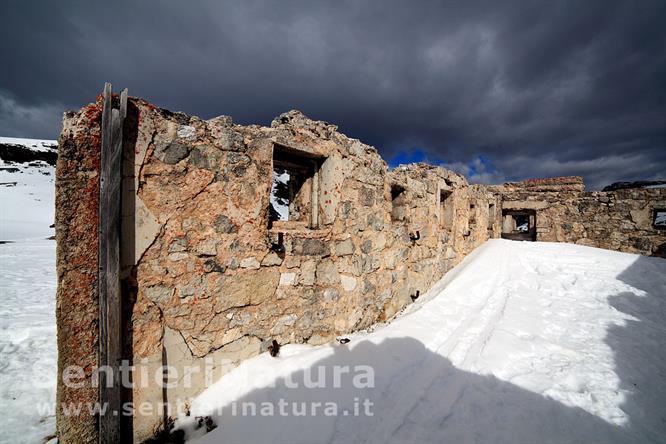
<box><xmin>98</xmin><ymin>82</ymin><xmax>112</xmax><ymax>399</ymax></box>
<box><xmin>99</xmin><ymin>82</ymin><xmax>124</xmax><ymax>444</ymax></box>
<box><xmin>119</xmin><ymin>89</ymin><xmax>127</xmax><ymax>120</ymax></box>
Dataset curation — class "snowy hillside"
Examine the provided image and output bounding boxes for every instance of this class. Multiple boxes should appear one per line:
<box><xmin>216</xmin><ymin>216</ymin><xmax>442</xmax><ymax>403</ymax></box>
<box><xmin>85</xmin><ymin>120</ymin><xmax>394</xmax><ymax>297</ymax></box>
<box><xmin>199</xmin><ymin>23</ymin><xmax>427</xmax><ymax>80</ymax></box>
<box><xmin>177</xmin><ymin>240</ymin><xmax>666</xmax><ymax>444</ymax></box>
<box><xmin>0</xmin><ymin>137</ymin><xmax>57</xmax><ymax>443</ymax></box>
<box><xmin>0</xmin><ymin>137</ymin><xmax>57</xmax><ymax>241</ymax></box>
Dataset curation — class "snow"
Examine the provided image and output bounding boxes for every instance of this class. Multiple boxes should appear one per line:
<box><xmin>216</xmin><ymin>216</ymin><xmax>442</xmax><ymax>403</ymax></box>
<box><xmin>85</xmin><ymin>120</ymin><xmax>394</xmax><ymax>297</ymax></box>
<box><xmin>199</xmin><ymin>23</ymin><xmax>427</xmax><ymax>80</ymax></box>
<box><xmin>0</xmin><ymin>240</ymin><xmax>57</xmax><ymax>443</ymax></box>
<box><xmin>269</xmin><ymin>169</ymin><xmax>290</xmax><ymax>220</ymax></box>
<box><xmin>655</xmin><ymin>212</ymin><xmax>666</xmax><ymax>227</ymax></box>
<box><xmin>0</xmin><ymin>138</ymin><xmax>56</xmax><ymax>241</ymax></box>
<box><xmin>0</xmin><ymin>137</ymin><xmax>58</xmax><ymax>443</ymax></box>
<box><xmin>177</xmin><ymin>240</ymin><xmax>666</xmax><ymax>444</ymax></box>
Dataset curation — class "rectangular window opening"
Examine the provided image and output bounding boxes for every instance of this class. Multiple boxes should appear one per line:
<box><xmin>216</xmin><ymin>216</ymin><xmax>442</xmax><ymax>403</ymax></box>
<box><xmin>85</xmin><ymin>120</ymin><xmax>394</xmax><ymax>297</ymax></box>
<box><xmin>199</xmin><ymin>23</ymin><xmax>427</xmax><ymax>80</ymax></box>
<box><xmin>391</xmin><ymin>184</ymin><xmax>407</xmax><ymax>222</ymax></box>
<box><xmin>269</xmin><ymin>144</ymin><xmax>325</xmax><ymax>229</ymax></box>
<box><xmin>469</xmin><ymin>201</ymin><xmax>477</xmax><ymax>226</ymax></box>
<box><xmin>439</xmin><ymin>190</ymin><xmax>453</xmax><ymax>229</ymax></box>
<box><xmin>488</xmin><ymin>203</ymin><xmax>495</xmax><ymax>230</ymax></box>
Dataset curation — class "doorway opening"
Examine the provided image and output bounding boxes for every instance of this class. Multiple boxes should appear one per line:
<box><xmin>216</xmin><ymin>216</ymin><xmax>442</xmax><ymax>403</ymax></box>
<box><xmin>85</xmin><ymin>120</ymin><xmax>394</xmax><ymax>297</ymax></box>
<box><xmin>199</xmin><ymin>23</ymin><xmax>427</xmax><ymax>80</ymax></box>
<box><xmin>501</xmin><ymin>209</ymin><xmax>537</xmax><ymax>241</ymax></box>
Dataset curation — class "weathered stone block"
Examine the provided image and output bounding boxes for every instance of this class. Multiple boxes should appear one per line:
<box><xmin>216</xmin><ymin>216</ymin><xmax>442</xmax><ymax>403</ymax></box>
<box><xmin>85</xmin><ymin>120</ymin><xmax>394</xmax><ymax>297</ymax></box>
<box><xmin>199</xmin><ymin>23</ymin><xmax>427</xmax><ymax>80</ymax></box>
<box><xmin>284</xmin><ymin>256</ymin><xmax>301</xmax><ymax>268</ymax></box>
<box><xmin>213</xmin><ymin>269</ymin><xmax>280</xmax><ymax>312</ymax></box>
<box><xmin>261</xmin><ymin>251</ymin><xmax>283</xmax><ymax>266</ymax></box>
<box><xmin>240</xmin><ymin>257</ymin><xmax>260</xmax><ymax>269</ymax></box>
<box><xmin>196</xmin><ymin>238</ymin><xmax>218</xmax><ymax>256</ymax></box>
<box><xmin>293</xmin><ymin>238</ymin><xmax>329</xmax><ymax>256</ymax></box>
<box><xmin>279</xmin><ymin>272</ymin><xmax>297</xmax><ymax>286</ymax></box>
<box><xmin>316</xmin><ymin>259</ymin><xmax>340</xmax><ymax>285</ymax></box>
<box><xmin>168</xmin><ymin>237</ymin><xmax>187</xmax><ymax>252</ymax></box>
<box><xmin>203</xmin><ymin>258</ymin><xmax>225</xmax><ymax>273</ymax></box>
<box><xmin>272</xmin><ymin>314</ymin><xmax>298</xmax><ymax>334</ymax></box>
<box><xmin>360</xmin><ymin>187</ymin><xmax>375</xmax><ymax>206</ymax></box>
<box><xmin>335</xmin><ymin>238</ymin><xmax>354</xmax><ymax>256</ymax></box>
<box><xmin>299</xmin><ymin>260</ymin><xmax>316</xmax><ymax>285</ymax></box>
<box><xmin>144</xmin><ymin>285</ymin><xmax>174</xmax><ymax>304</ymax></box>
<box><xmin>156</xmin><ymin>140</ymin><xmax>190</xmax><ymax>164</ymax></box>
<box><xmin>214</xmin><ymin>214</ymin><xmax>238</xmax><ymax>234</ymax></box>
<box><xmin>322</xmin><ymin>288</ymin><xmax>340</xmax><ymax>302</ymax></box>
<box><xmin>340</xmin><ymin>275</ymin><xmax>357</xmax><ymax>292</ymax></box>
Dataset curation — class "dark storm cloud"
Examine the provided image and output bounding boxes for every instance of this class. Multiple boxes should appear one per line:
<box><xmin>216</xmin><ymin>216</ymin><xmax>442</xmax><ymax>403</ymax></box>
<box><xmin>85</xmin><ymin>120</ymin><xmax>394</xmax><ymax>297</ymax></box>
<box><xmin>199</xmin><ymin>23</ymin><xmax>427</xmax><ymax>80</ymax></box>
<box><xmin>2</xmin><ymin>0</ymin><xmax>665</xmax><ymax>189</ymax></box>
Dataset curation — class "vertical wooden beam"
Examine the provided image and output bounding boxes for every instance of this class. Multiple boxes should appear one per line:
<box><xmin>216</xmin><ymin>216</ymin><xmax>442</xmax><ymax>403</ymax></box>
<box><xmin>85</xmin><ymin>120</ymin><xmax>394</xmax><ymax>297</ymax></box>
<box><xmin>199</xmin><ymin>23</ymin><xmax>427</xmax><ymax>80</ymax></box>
<box><xmin>98</xmin><ymin>84</ymin><xmax>112</xmax><ymax>442</ymax></box>
<box><xmin>99</xmin><ymin>83</ymin><xmax>125</xmax><ymax>444</ymax></box>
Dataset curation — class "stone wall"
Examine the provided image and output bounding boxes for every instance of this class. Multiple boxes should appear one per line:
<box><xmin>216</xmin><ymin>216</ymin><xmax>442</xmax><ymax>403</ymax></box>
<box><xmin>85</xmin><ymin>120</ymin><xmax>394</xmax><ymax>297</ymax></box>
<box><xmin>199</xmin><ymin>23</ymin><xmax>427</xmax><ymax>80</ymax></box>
<box><xmin>498</xmin><ymin>178</ymin><xmax>666</xmax><ymax>257</ymax></box>
<box><xmin>55</xmin><ymin>98</ymin><xmax>498</xmax><ymax>442</ymax></box>
<box><xmin>55</xmin><ymin>101</ymin><xmax>103</xmax><ymax>443</ymax></box>
<box><xmin>56</xmin><ymin>96</ymin><xmax>666</xmax><ymax>443</ymax></box>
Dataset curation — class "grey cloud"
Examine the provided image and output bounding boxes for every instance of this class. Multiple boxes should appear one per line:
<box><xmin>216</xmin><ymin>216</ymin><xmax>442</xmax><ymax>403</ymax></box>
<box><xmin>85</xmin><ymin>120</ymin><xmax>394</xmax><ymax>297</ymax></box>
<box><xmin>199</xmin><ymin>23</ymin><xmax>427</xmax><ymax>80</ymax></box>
<box><xmin>1</xmin><ymin>0</ymin><xmax>665</xmax><ymax>189</ymax></box>
<box><xmin>0</xmin><ymin>90</ymin><xmax>65</xmax><ymax>137</ymax></box>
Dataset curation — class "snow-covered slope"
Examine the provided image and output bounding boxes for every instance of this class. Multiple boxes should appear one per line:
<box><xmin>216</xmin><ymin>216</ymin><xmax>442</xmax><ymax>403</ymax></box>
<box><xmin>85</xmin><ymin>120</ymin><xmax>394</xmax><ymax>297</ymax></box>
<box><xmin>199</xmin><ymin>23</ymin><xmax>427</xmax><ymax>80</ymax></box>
<box><xmin>0</xmin><ymin>137</ymin><xmax>56</xmax><ymax>241</ymax></box>
<box><xmin>0</xmin><ymin>137</ymin><xmax>57</xmax><ymax>443</ymax></box>
<box><xmin>178</xmin><ymin>240</ymin><xmax>666</xmax><ymax>444</ymax></box>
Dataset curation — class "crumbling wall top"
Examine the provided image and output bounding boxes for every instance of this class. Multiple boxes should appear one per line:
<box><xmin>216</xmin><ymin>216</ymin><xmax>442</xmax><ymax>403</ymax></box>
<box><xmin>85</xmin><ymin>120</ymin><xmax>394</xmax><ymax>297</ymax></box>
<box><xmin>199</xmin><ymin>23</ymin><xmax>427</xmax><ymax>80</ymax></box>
<box><xmin>502</xmin><ymin>176</ymin><xmax>585</xmax><ymax>192</ymax></box>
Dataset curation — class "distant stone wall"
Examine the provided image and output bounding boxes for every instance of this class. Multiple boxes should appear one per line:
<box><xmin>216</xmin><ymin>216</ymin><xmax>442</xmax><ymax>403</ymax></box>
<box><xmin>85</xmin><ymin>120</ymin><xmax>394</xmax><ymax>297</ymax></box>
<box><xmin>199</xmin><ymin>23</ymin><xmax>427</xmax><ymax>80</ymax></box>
<box><xmin>503</xmin><ymin>176</ymin><xmax>585</xmax><ymax>192</ymax></box>
<box><xmin>498</xmin><ymin>180</ymin><xmax>666</xmax><ymax>256</ymax></box>
<box><xmin>56</xmin><ymin>99</ymin><xmax>497</xmax><ymax>442</ymax></box>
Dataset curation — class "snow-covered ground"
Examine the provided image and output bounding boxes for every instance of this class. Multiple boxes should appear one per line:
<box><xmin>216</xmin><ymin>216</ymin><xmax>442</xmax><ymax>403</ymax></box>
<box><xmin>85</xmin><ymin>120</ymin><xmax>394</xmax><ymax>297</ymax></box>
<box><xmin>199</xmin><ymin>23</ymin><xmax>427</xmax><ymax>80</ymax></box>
<box><xmin>0</xmin><ymin>138</ymin><xmax>58</xmax><ymax>443</ymax></box>
<box><xmin>0</xmin><ymin>137</ymin><xmax>56</xmax><ymax>241</ymax></box>
<box><xmin>178</xmin><ymin>240</ymin><xmax>666</xmax><ymax>444</ymax></box>
<box><xmin>0</xmin><ymin>240</ymin><xmax>57</xmax><ymax>443</ymax></box>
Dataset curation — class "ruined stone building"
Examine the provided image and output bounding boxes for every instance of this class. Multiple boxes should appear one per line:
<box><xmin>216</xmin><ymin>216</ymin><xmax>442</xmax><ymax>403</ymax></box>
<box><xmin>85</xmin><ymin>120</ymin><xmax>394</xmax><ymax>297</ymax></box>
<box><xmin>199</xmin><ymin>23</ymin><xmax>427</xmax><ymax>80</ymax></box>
<box><xmin>55</xmin><ymin>93</ymin><xmax>666</xmax><ymax>443</ymax></box>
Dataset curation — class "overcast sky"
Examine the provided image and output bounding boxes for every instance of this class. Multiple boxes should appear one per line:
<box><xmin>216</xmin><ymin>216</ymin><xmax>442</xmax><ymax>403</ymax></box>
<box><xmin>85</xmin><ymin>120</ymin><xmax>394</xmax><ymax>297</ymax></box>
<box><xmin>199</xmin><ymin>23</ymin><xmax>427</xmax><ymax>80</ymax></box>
<box><xmin>2</xmin><ymin>1</ymin><xmax>665</xmax><ymax>189</ymax></box>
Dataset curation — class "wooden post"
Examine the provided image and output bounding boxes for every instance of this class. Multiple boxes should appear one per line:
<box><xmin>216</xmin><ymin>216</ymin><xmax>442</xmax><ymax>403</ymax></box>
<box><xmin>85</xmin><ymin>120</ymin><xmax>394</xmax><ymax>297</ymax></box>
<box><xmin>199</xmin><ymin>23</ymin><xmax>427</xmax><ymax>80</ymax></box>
<box><xmin>99</xmin><ymin>83</ymin><xmax>127</xmax><ymax>444</ymax></box>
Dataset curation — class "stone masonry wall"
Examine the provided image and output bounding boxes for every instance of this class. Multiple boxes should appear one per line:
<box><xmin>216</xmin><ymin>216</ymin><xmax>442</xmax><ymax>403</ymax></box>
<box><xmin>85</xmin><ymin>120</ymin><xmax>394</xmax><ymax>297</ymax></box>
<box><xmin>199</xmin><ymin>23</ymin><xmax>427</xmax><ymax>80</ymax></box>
<box><xmin>56</xmin><ymin>98</ymin><xmax>497</xmax><ymax>442</ymax></box>
<box><xmin>55</xmin><ymin>100</ymin><xmax>103</xmax><ymax>443</ymax></box>
<box><xmin>498</xmin><ymin>178</ymin><xmax>666</xmax><ymax>257</ymax></box>
<box><xmin>56</xmin><ymin>96</ymin><xmax>665</xmax><ymax>443</ymax></box>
